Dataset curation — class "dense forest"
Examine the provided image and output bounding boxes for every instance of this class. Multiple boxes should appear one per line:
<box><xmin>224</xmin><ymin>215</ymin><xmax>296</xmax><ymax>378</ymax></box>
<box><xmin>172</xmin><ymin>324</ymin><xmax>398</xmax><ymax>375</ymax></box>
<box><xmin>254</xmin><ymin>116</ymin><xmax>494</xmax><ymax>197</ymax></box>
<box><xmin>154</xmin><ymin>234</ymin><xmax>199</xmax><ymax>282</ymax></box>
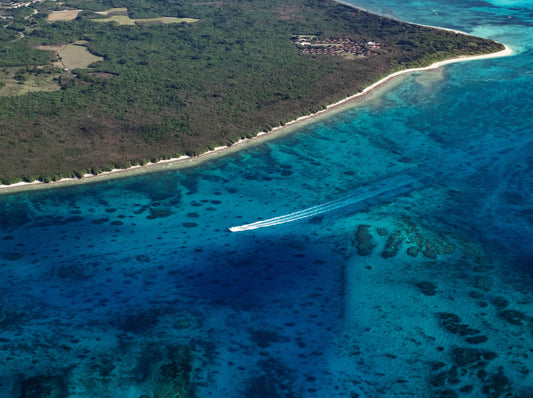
<box><xmin>0</xmin><ymin>0</ymin><xmax>504</xmax><ymax>184</ymax></box>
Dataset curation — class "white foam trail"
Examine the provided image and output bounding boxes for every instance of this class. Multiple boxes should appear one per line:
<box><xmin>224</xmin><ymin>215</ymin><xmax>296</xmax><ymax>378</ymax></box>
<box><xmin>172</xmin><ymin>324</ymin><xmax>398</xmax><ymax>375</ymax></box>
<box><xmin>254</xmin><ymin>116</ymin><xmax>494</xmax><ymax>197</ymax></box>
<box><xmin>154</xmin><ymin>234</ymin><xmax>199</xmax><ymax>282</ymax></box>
<box><xmin>229</xmin><ymin>174</ymin><xmax>423</xmax><ymax>232</ymax></box>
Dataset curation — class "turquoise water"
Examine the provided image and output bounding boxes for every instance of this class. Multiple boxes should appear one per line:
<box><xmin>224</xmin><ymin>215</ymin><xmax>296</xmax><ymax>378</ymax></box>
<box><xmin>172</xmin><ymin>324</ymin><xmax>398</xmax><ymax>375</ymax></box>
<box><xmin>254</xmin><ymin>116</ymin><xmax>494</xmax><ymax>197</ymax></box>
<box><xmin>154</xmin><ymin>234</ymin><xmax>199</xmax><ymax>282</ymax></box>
<box><xmin>1</xmin><ymin>0</ymin><xmax>532</xmax><ymax>396</ymax></box>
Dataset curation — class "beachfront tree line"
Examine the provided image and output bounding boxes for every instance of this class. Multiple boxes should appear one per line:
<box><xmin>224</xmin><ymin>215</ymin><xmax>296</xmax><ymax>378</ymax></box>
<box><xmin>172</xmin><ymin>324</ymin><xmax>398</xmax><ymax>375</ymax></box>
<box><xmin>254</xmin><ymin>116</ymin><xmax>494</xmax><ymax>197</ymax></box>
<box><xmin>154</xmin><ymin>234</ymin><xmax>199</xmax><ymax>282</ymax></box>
<box><xmin>0</xmin><ymin>0</ymin><xmax>503</xmax><ymax>184</ymax></box>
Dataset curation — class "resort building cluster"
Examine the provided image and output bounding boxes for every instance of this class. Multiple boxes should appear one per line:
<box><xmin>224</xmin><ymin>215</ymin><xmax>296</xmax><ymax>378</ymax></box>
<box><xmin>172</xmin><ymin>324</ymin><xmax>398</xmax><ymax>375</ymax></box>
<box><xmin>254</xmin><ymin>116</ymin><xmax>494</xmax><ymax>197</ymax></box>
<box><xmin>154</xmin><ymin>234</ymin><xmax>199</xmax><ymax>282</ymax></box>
<box><xmin>292</xmin><ymin>36</ymin><xmax>382</xmax><ymax>57</ymax></box>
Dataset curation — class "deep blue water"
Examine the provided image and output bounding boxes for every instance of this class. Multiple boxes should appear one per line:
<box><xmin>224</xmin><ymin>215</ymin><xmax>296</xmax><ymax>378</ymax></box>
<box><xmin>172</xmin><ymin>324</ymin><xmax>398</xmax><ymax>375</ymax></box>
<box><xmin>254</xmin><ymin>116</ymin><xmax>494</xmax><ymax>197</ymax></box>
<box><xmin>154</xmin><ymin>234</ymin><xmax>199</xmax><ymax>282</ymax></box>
<box><xmin>1</xmin><ymin>0</ymin><xmax>532</xmax><ymax>397</ymax></box>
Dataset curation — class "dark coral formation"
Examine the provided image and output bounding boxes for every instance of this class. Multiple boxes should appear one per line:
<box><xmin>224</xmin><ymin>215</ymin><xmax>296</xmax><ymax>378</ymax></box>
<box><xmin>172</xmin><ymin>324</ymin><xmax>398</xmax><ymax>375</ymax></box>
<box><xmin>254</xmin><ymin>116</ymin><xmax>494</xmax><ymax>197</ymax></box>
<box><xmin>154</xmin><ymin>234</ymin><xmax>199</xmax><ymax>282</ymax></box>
<box><xmin>366</xmin><ymin>217</ymin><xmax>457</xmax><ymax>259</ymax></box>
<box><xmin>19</xmin><ymin>375</ymin><xmax>67</xmax><ymax>398</ymax></box>
<box><xmin>465</xmin><ymin>335</ymin><xmax>488</xmax><ymax>344</ymax></box>
<box><xmin>402</xmin><ymin>218</ymin><xmax>455</xmax><ymax>258</ymax></box>
<box><xmin>497</xmin><ymin>309</ymin><xmax>528</xmax><ymax>326</ymax></box>
<box><xmin>437</xmin><ymin>313</ymin><xmax>479</xmax><ymax>337</ymax></box>
<box><xmin>382</xmin><ymin>231</ymin><xmax>403</xmax><ymax>258</ymax></box>
<box><xmin>244</xmin><ymin>358</ymin><xmax>296</xmax><ymax>398</ymax></box>
<box><xmin>159</xmin><ymin>345</ymin><xmax>193</xmax><ymax>396</ymax></box>
<box><xmin>474</xmin><ymin>276</ymin><xmax>493</xmax><ymax>292</ymax></box>
<box><xmin>414</xmin><ymin>280</ymin><xmax>437</xmax><ymax>296</ymax></box>
<box><xmin>491</xmin><ymin>296</ymin><xmax>509</xmax><ymax>309</ymax></box>
<box><xmin>469</xmin><ymin>290</ymin><xmax>484</xmax><ymax>299</ymax></box>
<box><xmin>430</xmin><ymin>364</ymin><xmax>460</xmax><ymax>387</ymax></box>
<box><xmin>0</xmin><ymin>302</ymin><xmax>24</xmax><ymax>330</ymax></box>
<box><xmin>436</xmin><ymin>313</ymin><xmax>489</xmax><ymax>346</ymax></box>
<box><xmin>428</xmin><ymin>346</ymin><xmax>522</xmax><ymax>397</ymax></box>
<box><xmin>481</xmin><ymin>369</ymin><xmax>511</xmax><ymax>397</ymax></box>
<box><xmin>0</xmin><ymin>252</ymin><xmax>23</xmax><ymax>261</ymax></box>
<box><xmin>248</xmin><ymin>329</ymin><xmax>290</xmax><ymax>348</ymax></box>
<box><xmin>167</xmin><ymin>346</ymin><xmax>193</xmax><ymax>375</ymax></box>
<box><xmin>452</xmin><ymin>347</ymin><xmax>497</xmax><ymax>368</ymax></box>
<box><xmin>135</xmin><ymin>254</ymin><xmax>151</xmax><ymax>262</ymax></box>
<box><xmin>350</xmin><ymin>217</ymin><xmax>501</xmax><ymax>262</ymax></box>
<box><xmin>147</xmin><ymin>207</ymin><xmax>173</xmax><ymax>219</ymax></box>
<box><xmin>355</xmin><ymin>225</ymin><xmax>376</xmax><ymax>256</ymax></box>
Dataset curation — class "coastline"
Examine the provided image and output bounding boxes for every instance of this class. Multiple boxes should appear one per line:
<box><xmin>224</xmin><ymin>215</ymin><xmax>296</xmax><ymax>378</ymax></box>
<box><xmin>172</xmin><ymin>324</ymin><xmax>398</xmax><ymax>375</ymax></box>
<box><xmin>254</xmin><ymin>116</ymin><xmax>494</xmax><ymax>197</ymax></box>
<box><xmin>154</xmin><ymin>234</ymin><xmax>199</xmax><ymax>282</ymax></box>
<box><xmin>0</xmin><ymin>44</ymin><xmax>513</xmax><ymax>195</ymax></box>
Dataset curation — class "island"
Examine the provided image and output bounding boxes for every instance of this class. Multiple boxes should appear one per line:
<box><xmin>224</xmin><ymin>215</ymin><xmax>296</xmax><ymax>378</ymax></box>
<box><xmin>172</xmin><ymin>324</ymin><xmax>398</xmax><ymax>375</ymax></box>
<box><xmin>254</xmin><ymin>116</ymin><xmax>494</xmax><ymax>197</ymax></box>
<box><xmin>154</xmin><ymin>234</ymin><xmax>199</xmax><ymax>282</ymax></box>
<box><xmin>0</xmin><ymin>0</ymin><xmax>504</xmax><ymax>185</ymax></box>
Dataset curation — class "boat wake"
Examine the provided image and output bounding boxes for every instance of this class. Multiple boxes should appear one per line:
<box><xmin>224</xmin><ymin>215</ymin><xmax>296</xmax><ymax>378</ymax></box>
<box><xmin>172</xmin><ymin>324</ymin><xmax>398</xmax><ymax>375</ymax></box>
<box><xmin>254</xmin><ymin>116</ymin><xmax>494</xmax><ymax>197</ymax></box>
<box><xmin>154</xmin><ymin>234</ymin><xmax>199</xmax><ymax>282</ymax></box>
<box><xmin>229</xmin><ymin>173</ymin><xmax>428</xmax><ymax>232</ymax></box>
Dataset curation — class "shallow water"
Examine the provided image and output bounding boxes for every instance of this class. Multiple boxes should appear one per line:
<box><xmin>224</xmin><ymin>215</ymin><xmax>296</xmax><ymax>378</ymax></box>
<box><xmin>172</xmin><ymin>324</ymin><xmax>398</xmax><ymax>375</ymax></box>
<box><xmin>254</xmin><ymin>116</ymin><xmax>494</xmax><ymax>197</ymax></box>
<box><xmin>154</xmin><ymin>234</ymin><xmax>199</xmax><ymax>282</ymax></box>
<box><xmin>1</xmin><ymin>0</ymin><xmax>532</xmax><ymax>397</ymax></box>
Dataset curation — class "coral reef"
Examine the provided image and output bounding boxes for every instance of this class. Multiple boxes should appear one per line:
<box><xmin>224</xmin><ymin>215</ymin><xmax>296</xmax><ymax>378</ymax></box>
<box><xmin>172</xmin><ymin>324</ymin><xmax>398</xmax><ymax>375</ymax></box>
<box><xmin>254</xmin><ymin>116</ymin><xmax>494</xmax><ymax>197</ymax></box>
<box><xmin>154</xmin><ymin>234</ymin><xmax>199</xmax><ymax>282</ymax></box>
<box><xmin>355</xmin><ymin>225</ymin><xmax>376</xmax><ymax>256</ymax></box>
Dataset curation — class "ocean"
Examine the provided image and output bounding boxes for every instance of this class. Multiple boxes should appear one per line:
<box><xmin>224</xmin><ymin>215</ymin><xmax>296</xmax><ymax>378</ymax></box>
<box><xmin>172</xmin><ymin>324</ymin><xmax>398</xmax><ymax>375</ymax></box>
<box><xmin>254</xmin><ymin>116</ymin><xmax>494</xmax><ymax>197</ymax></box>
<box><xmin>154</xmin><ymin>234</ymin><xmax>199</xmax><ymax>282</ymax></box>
<box><xmin>1</xmin><ymin>0</ymin><xmax>532</xmax><ymax>396</ymax></box>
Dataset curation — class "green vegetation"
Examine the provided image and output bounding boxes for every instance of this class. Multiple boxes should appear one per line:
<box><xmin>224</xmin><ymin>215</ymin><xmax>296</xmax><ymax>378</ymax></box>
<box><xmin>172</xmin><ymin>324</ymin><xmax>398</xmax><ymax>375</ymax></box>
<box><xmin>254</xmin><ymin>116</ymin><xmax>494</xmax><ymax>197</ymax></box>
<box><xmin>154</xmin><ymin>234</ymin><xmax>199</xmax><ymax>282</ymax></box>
<box><xmin>0</xmin><ymin>0</ymin><xmax>504</xmax><ymax>185</ymax></box>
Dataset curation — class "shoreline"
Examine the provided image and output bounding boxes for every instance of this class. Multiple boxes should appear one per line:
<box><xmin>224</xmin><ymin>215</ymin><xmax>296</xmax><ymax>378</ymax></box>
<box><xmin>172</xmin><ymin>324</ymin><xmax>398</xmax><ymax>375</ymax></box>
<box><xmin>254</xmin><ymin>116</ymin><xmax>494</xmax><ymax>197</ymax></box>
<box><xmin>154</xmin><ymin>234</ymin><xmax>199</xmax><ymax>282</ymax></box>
<box><xmin>0</xmin><ymin>44</ymin><xmax>513</xmax><ymax>195</ymax></box>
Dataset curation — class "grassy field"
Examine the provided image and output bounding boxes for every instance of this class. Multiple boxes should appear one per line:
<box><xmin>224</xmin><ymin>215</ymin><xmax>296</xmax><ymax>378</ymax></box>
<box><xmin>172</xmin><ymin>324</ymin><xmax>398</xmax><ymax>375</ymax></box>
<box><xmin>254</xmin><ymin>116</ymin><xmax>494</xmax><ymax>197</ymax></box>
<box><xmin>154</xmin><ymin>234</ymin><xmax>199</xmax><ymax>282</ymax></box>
<box><xmin>94</xmin><ymin>7</ymin><xmax>129</xmax><ymax>16</ymax></box>
<box><xmin>0</xmin><ymin>40</ymin><xmax>102</xmax><ymax>96</ymax></box>
<box><xmin>93</xmin><ymin>8</ymin><xmax>198</xmax><ymax>25</ymax></box>
<box><xmin>58</xmin><ymin>44</ymin><xmax>103</xmax><ymax>70</ymax></box>
<box><xmin>0</xmin><ymin>66</ymin><xmax>61</xmax><ymax>97</ymax></box>
<box><xmin>47</xmin><ymin>10</ymin><xmax>83</xmax><ymax>21</ymax></box>
<box><xmin>134</xmin><ymin>17</ymin><xmax>199</xmax><ymax>25</ymax></box>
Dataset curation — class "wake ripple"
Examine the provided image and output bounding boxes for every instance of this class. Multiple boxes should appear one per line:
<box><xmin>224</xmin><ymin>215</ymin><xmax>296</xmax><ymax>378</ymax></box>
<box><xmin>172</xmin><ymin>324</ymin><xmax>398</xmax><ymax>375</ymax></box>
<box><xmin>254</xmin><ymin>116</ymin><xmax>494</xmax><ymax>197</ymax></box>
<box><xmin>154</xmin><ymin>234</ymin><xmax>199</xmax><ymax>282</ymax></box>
<box><xmin>229</xmin><ymin>173</ymin><xmax>427</xmax><ymax>232</ymax></box>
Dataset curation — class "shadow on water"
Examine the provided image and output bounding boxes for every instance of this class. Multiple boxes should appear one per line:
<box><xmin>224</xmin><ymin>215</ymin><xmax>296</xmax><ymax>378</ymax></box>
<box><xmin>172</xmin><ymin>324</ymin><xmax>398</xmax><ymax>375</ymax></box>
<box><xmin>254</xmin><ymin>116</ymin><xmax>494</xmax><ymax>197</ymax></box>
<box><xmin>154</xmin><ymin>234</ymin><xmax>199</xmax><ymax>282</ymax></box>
<box><xmin>0</xmin><ymin>209</ymin><xmax>346</xmax><ymax>397</ymax></box>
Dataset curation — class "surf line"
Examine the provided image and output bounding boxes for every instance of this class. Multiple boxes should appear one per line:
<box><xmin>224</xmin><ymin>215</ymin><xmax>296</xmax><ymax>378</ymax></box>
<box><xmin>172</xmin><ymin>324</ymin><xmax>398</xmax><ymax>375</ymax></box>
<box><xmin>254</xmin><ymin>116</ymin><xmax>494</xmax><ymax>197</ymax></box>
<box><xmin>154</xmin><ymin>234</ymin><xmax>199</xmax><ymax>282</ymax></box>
<box><xmin>229</xmin><ymin>173</ymin><xmax>425</xmax><ymax>232</ymax></box>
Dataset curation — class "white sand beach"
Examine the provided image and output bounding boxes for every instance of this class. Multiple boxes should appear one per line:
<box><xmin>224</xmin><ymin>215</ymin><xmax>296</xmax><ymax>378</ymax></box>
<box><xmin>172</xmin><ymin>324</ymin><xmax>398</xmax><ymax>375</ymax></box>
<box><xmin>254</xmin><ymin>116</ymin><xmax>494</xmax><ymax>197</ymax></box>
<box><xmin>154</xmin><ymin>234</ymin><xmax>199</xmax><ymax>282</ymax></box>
<box><xmin>0</xmin><ymin>43</ymin><xmax>513</xmax><ymax>194</ymax></box>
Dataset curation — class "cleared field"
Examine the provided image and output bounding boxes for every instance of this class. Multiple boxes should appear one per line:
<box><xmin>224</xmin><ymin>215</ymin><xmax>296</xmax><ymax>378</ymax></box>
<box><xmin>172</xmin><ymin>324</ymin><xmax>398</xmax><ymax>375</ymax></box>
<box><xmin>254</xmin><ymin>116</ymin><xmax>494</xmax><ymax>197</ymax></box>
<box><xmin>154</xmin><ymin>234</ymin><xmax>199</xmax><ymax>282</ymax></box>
<box><xmin>0</xmin><ymin>67</ymin><xmax>61</xmax><ymax>97</ymax></box>
<box><xmin>94</xmin><ymin>15</ymin><xmax>199</xmax><ymax>25</ymax></box>
<box><xmin>135</xmin><ymin>17</ymin><xmax>199</xmax><ymax>25</ymax></box>
<box><xmin>93</xmin><ymin>14</ymin><xmax>137</xmax><ymax>25</ymax></box>
<box><xmin>93</xmin><ymin>8</ymin><xmax>198</xmax><ymax>25</ymax></box>
<box><xmin>95</xmin><ymin>7</ymin><xmax>128</xmax><ymax>16</ymax></box>
<box><xmin>58</xmin><ymin>44</ymin><xmax>103</xmax><ymax>70</ymax></box>
<box><xmin>47</xmin><ymin>10</ymin><xmax>83</xmax><ymax>21</ymax></box>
